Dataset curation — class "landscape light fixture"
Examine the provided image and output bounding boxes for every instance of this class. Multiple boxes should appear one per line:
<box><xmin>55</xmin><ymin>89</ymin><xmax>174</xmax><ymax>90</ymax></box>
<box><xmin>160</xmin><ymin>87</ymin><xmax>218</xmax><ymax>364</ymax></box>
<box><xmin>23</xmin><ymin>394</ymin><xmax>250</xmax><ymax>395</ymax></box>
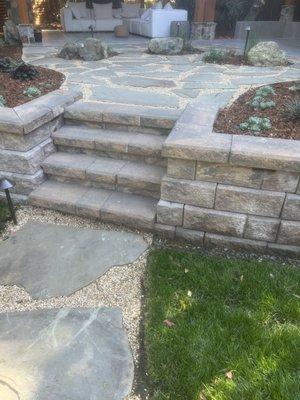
<box><xmin>0</xmin><ymin>179</ymin><xmax>17</xmax><ymax>225</ymax></box>
<box><xmin>244</xmin><ymin>26</ymin><xmax>251</xmax><ymax>58</ymax></box>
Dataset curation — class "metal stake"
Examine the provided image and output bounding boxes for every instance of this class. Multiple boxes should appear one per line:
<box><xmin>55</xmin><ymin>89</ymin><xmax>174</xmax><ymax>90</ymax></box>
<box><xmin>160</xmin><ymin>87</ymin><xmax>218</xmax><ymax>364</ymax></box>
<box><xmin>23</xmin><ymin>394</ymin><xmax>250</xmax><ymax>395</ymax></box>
<box><xmin>5</xmin><ymin>188</ymin><xmax>17</xmax><ymax>225</ymax></box>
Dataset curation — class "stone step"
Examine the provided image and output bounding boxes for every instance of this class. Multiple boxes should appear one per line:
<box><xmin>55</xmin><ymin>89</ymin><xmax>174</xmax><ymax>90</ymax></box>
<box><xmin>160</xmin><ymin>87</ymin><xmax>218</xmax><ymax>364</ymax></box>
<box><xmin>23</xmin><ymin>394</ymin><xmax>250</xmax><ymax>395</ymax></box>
<box><xmin>29</xmin><ymin>180</ymin><xmax>158</xmax><ymax>230</ymax></box>
<box><xmin>64</xmin><ymin>101</ymin><xmax>180</xmax><ymax>133</ymax></box>
<box><xmin>53</xmin><ymin>126</ymin><xmax>166</xmax><ymax>163</ymax></box>
<box><xmin>42</xmin><ymin>152</ymin><xmax>165</xmax><ymax>198</ymax></box>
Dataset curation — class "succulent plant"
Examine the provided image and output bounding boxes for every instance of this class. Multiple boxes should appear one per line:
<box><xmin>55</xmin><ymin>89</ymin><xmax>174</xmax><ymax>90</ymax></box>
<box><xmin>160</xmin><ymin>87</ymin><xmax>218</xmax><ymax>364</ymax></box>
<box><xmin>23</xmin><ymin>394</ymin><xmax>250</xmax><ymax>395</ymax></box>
<box><xmin>255</xmin><ymin>85</ymin><xmax>275</xmax><ymax>97</ymax></box>
<box><xmin>0</xmin><ymin>95</ymin><xmax>6</xmax><ymax>107</ymax></box>
<box><xmin>240</xmin><ymin>116</ymin><xmax>271</xmax><ymax>132</ymax></box>
<box><xmin>23</xmin><ymin>86</ymin><xmax>42</xmax><ymax>98</ymax></box>
<box><xmin>250</xmin><ymin>86</ymin><xmax>276</xmax><ymax>109</ymax></box>
<box><xmin>0</xmin><ymin>57</ymin><xmax>13</xmax><ymax>73</ymax></box>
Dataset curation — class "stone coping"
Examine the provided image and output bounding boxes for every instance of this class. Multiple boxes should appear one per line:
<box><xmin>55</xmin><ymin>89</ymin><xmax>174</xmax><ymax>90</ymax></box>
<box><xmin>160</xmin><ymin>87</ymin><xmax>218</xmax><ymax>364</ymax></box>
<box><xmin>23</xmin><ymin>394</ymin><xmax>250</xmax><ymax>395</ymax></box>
<box><xmin>163</xmin><ymin>99</ymin><xmax>300</xmax><ymax>173</ymax></box>
<box><xmin>0</xmin><ymin>88</ymin><xmax>82</xmax><ymax>136</ymax></box>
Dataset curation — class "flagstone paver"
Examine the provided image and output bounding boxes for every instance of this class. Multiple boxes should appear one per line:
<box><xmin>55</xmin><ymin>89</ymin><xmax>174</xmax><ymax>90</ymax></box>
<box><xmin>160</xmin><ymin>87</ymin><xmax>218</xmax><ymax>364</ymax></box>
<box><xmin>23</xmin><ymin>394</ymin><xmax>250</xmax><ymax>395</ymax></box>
<box><xmin>0</xmin><ymin>307</ymin><xmax>134</xmax><ymax>400</ymax></box>
<box><xmin>0</xmin><ymin>221</ymin><xmax>148</xmax><ymax>299</ymax></box>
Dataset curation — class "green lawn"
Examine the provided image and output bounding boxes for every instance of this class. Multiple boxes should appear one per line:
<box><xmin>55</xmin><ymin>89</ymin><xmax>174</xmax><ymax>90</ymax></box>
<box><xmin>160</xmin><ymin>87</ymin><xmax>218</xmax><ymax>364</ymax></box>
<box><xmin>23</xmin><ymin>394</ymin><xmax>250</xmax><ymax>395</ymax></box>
<box><xmin>0</xmin><ymin>202</ymin><xmax>9</xmax><ymax>233</ymax></box>
<box><xmin>145</xmin><ymin>250</ymin><xmax>300</xmax><ymax>400</ymax></box>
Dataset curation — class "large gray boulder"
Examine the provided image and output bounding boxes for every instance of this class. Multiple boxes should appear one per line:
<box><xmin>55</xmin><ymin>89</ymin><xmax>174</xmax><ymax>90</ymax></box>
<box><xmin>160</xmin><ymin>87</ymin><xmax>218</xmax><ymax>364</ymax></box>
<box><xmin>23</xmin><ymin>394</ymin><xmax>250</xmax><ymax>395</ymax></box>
<box><xmin>78</xmin><ymin>38</ymin><xmax>110</xmax><ymax>61</ymax></box>
<box><xmin>58</xmin><ymin>41</ymin><xmax>80</xmax><ymax>60</ymax></box>
<box><xmin>58</xmin><ymin>38</ymin><xmax>114</xmax><ymax>61</ymax></box>
<box><xmin>247</xmin><ymin>41</ymin><xmax>288</xmax><ymax>67</ymax></box>
<box><xmin>148</xmin><ymin>37</ymin><xmax>184</xmax><ymax>55</ymax></box>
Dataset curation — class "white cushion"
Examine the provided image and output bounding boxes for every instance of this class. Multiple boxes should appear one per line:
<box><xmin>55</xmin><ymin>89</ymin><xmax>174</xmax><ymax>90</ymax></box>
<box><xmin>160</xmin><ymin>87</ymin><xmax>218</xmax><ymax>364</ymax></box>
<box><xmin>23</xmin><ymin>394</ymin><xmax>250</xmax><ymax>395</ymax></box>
<box><xmin>93</xmin><ymin>2</ymin><xmax>113</xmax><ymax>19</ymax></box>
<box><xmin>69</xmin><ymin>2</ymin><xmax>88</xmax><ymax>19</ymax></box>
<box><xmin>121</xmin><ymin>3</ymin><xmax>140</xmax><ymax>18</ymax></box>
<box><xmin>152</xmin><ymin>1</ymin><xmax>163</xmax><ymax>9</ymax></box>
<box><xmin>141</xmin><ymin>8</ymin><xmax>151</xmax><ymax>21</ymax></box>
<box><xmin>164</xmin><ymin>2</ymin><xmax>173</xmax><ymax>9</ymax></box>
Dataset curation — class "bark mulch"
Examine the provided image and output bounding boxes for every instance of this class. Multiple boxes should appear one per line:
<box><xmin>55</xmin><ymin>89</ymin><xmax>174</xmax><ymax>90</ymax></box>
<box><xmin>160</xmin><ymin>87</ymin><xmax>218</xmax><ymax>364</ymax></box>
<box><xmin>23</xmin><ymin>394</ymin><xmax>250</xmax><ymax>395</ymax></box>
<box><xmin>0</xmin><ymin>45</ymin><xmax>65</xmax><ymax>108</ymax></box>
<box><xmin>214</xmin><ymin>81</ymin><xmax>300</xmax><ymax>140</ymax></box>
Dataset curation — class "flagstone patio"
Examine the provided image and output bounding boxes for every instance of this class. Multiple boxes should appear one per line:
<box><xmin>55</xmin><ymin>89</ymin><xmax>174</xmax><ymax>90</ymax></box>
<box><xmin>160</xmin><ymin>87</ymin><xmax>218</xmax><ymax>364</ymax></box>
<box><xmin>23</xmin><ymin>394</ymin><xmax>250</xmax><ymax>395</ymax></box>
<box><xmin>22</xmin><ymin>32</ymin><xmax>300</xmax><ymax>112</ymax></box>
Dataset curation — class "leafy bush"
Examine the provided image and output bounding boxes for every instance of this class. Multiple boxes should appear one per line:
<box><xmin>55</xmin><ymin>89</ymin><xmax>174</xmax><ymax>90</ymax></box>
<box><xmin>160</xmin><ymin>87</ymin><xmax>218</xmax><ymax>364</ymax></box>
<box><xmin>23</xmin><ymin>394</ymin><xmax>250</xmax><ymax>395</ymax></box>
<box><xmin>0</xmin><ymin>57</ymin><xmax>14</xmax><ymax>73</ymax></box>
<box><xmin>283</xmin><ymin>98</ymin><xmax>300</xmax><ymax>121</ymax></box>
<box><xmin>202</xmin><ymin>47</ymin><xmax>236</xmax><ymax>64</ymax></box>
<box><xmin>0</xmin><ymin>95</ymin><xmax>5</xmax><ymax>107</ymax></box>
<box><xmin>10</xmin><ymin>62</ymin><xmax>38</xmax><ymax>80</ymax></box>
<box><xmin>240</xmin><ymin>116</ymin><xmax>271</xmax><ymax>132</ymax></box>
<box><xmin>23</xmin><ymin>86</ymin><xmax>42</xmax><ymax>98</ymax></box>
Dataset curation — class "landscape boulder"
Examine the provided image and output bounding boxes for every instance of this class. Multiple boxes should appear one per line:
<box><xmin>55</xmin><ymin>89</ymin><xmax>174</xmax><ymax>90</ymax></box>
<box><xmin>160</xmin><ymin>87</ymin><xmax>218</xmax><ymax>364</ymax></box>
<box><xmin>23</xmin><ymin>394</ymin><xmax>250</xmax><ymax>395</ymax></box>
<box><xmin>148</xmin><ymin>37</ymin><xmax>183</xmax><ymax>55</ymax></box>
<box><xmin>58</xmin><ymin>38</ymin><xmax>114</xmax><ymax>61</ymax></box>
<box><xmin>58</xmin><ymin>42</ymin><xmax>81</xmax><ymax>60</ymax></box>
<box><xmin>247</xmin><ymin>41</ymin><xmax>288</xmax><ymax>67</ymax></box>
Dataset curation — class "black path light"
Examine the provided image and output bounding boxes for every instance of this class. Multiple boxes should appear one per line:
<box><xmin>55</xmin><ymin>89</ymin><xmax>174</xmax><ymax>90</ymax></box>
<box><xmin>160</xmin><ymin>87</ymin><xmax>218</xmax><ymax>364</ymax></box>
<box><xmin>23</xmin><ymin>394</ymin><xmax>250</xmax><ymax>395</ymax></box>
<box><xmin>244</xmin><ymin>26</ymin><xmax>251</xmax><ymax>58</ymax></box>
<box><xmin>0</xmin><ymin>179</ymin><xmax>17</xmax><ymax>225</ymax></box>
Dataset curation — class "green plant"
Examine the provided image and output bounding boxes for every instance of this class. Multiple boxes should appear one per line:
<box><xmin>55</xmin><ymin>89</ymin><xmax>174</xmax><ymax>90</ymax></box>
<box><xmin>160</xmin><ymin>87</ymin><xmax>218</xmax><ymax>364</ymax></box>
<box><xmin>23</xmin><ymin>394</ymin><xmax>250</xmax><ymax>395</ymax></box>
<box><xmin>240</xmin><ymin>116</ymin><xmax>271</xmax><ymax>132</ymax></box>
<box><xmin>0</xmin><ymin>57</ymin><xmax>14</xmax><ymax>73</ymax></box>
<box><xmin>23</xmin><ymin>86</ymin><xmax>42</xmax><ymax>98</ymax></box>
<box><xmin>10</xmin><ymin>62</ymin><xmax>38</xmax><ymax>80</ymax></box>
<box><xmin>0</xmin><ymin>95</ymin><xmax>5</xmax><ymax>107</ymax></box>
<box><xmin>202</xmin><ymin>47</ymin><xmax>236</xmax><ymax>64</ymax></box>
<box><xmin>250</xmin><ymin>85</ymin><xmax>276</xmax><ymax>110</ymax></box>
<box><xmin>283</xmin><ymin>98</ymin><xmax>300</xmax><ymax>121</ymax></box>
<box><xmin>255</xmin><ymin>85</ymin><xmax>275</xmax><ymax>97</ymax></box>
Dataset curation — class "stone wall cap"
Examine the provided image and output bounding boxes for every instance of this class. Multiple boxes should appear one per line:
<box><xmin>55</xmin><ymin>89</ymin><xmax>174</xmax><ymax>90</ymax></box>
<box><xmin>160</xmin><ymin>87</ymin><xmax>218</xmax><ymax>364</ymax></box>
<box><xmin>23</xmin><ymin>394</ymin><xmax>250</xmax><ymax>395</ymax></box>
<box><xmin>0</xmin><ymin>88</ymin><xmax>82</xmax><ymax>135</ymax></box>
<box><xmin>164</xmin><ymin>97</ymin><xmax>300</xmax><ymax>173</ymax></box>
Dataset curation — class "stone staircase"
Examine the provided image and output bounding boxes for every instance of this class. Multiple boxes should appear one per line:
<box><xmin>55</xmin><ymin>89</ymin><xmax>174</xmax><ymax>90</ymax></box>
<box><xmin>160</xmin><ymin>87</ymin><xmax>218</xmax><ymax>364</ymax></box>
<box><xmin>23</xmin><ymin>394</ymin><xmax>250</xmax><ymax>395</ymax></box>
<box><xmin>29</xmin><ymin>101</ymin><xmax>181</xmax><ymax>230</ymax></box>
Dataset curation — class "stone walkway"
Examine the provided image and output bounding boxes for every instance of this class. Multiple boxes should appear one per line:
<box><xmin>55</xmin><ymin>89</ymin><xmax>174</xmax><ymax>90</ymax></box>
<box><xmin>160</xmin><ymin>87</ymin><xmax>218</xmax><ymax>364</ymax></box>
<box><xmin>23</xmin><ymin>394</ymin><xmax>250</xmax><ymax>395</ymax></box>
<box><xmin>0</xmin><ymin>214</ymin><xmax>150</xmax><ymax>400</ymax></box>
<box><xmin>23</xmin><ymin>32</ymin><xmax>300</xmax><ymax>112</ymax></box>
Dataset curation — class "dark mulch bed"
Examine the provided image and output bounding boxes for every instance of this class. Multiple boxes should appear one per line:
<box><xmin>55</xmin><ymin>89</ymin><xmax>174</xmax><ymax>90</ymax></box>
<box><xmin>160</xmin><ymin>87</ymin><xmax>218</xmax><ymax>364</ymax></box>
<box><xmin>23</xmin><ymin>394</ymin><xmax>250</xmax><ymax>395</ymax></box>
<box><xmin>214</xmin><ymin>81</ymin><xmax>300</xmax><ymax>140</ymax></box>
<box><xmin>0</xmin><ymin>45</ymin><xmax>22</xmax><ymax>61</ymax></box>
<box><xmin>0</xmin><ymin>45</ymin><xmax>65</xmax><ymax>108</ymax></box>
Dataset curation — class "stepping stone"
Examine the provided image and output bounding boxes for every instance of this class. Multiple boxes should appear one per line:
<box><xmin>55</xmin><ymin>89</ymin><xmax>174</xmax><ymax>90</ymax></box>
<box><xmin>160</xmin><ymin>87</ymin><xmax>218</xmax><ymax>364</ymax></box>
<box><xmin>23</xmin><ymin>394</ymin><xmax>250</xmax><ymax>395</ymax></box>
<box><xmin>0</xmin><ymin>308</ymin><xmax>134</xmax><ymax>400</ymax></box>
<box><xmin>116</xmin><ymin>76</ymin><xmax>176</xmax><ymax>88</ymax></box>
<box><xmin>0</xmin><ymin>221</ymin><xmax>148</xmax><ymax>299</ymax></box>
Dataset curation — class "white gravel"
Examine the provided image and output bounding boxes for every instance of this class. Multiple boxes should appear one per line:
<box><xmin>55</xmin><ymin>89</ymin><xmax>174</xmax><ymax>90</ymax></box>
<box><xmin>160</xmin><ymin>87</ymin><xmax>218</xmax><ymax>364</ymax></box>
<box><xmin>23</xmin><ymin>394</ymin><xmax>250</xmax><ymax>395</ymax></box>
<box><xmin>0</xmin><ymin>205</ymin><xmax>151</xmax><ymax>400</ymax></box>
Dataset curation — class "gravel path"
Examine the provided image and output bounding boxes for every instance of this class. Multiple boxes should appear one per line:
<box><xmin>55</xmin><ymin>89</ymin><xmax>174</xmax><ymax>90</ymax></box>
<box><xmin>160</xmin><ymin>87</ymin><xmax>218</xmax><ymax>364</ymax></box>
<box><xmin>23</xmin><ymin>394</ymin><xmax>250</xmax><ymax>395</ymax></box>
<box><xmin>0</xmin><ymin>206</ymin><xmax>151</xmax><ymax>400</ymax></box>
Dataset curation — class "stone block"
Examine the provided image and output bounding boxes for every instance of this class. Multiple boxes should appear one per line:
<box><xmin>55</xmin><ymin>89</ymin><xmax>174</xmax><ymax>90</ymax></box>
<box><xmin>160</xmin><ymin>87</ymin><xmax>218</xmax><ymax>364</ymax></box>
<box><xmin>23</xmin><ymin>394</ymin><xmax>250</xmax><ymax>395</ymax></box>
<box><xmin>196</xmin><ymin>162</ymin><xmax>262</xmax><ymax>188</ymax></box>
<box><xmin>244</xmin><ymin>216</ymin><xmax>280</xmax><ymax>242</ymax></box>
<box><xmin>0</xmin><ymin>117</ymin><xmax>63</xmax><ymax>152</ymax></box>
<box><xmin>215</xmin><ymin>185</ymin><xmax>285</xmax><ymax>218</ymax></box>
<box><xmin>177</xmin><ymin>103</ymin><xmax>218</xmax><ymax>127</ymax></box>
<box><xmin>76</xmin><ymin>187</ymin><xmax>111</xmax><ymax>218</ymax></box>
<box><xmin>163</xmin><ymin>124</ymin><xmax>232</xmax><ymax>163</ymax></box>
<box><xmin>277</xmin><ymin>220</ymin><xmax>300</xmax><ymax>246</ymax></box>
<box><xmin>282</xmin><ymin>194</ymin><xmax>300</xmax><ymax>221</ymax></box>
<box><xmin>0</xmin><ymin>142</ymin><xmax>47</xmax><ymax>174</ymax></box>
<box><xmin>161</xmin><ymin>177</ymin><xmax>216</xmax><ymax>208</ymax></box>
<box><xmin>230</xmin><ymin>135</ymin><xmax>300</xmax><ymax>172</ymax></box>
<box><xmin>262</xmin><ymin>170</ymin><xmax>299</xmax><ymax>193</ymax></box>
<box><xmin>167</xmin><ymin>158</ymin><xmax>196</xmax><ymax>180</ymax></box>
<box><xmin>29</xmin><ymin>90</ymin><xmax>80</xmax><ymax>118</ymax></box>
<box><xmin>0</xmin><ymin>169</ymin><xmax>44</xmax><ymax>195</ymax></box>
<box><xmin>267</xmin><ymin>243</ymin><xmax>300</xmax><ymax>258</ymax></box>
<box><xmin>175</xmin><ymin>227</ymin><xmax>204</xmax><ymax>243</ymax></box>
<box><xmin>157</xmin><ymin>199</ymin><xmax>183</xmax><ymax>226</ymax></box>
<box><xmin>14</xmin><ymin>103</ymin><xmax>54</xmax><ymax>134</ymax></box>
<box><xmin>205</xmin><ymin>233</ymin><xmax>267</xmax><ymax>253</ymax></box>
<box><xmin>184</xmin><ymin>205</ymin><xmax>247</xmax><ymax>237</ymax></box>
<box><xmin>0</xmin><ymin>108</ymin><xmax>23</xmax><ymax>134</ymax></box>
<box><xmin>154</xmin><ymin>223</ymin><xmax>176</xmax><ymax>239</ymax></box>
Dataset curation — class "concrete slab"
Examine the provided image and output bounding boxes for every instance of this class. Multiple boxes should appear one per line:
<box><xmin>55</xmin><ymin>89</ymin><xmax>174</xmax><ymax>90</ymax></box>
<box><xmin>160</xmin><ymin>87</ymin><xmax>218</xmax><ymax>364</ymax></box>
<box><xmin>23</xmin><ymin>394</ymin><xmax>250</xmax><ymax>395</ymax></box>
<box><xmin>0</xmin><ymin>307</ymin><xmax>134</xmax><ymax>400</ymax></box>
<box><xmin>0</xmin><ymin>221</ymin><xmax>148</xmax><ymax>299</ymax></box>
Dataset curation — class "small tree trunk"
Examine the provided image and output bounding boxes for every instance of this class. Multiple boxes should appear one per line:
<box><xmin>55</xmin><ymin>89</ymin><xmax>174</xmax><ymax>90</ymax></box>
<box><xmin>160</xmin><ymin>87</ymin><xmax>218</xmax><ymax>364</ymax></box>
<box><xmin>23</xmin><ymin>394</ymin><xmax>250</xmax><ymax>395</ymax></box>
<box><xmin>280</xmin><ymin>0</ymin><xmax>296</xmax><ymax>22</ymax></box>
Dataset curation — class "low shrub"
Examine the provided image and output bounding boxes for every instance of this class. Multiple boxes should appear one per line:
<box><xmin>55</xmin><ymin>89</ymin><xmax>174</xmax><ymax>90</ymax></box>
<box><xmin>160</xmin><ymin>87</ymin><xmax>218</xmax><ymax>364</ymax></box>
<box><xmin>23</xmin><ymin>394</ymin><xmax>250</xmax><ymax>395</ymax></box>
<box><xmin>0</xmin><ymin>57</ymin><xmax>14</xmax><ymax>73</ymax></box>
<box><xmin>250</xmin><ymin>85</ymin><xmax>276</xmax><ymax>110</ymax></box>
<box><xmin>283</xmin><ymin>98</ymin><xmax>300</xmax><ymax>121</ymax></box>
<box><xmin>10</xmin><ymin>62</ymin><xmax>38</xmax><ymax>80</ymax></box>
<box><xmin>202</xmin><ymin>47</ymin><xmax>236</xmax><ymax>64</ymax></box>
